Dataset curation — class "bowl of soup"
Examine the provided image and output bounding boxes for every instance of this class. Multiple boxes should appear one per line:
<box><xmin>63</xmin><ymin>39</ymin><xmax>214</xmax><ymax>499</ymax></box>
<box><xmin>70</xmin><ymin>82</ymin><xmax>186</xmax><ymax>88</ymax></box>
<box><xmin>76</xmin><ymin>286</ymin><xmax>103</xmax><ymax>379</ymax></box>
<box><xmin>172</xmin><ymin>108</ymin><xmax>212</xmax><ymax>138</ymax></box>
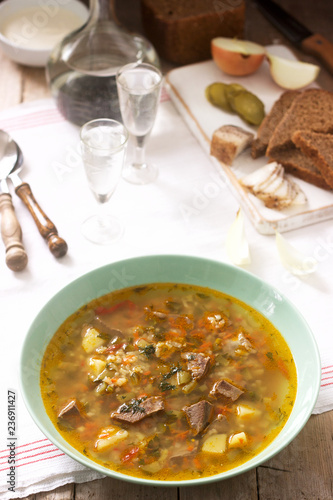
<box><xmin>20</xmin><ymin>255</ymin><xmax>321</xmax><ymax>486</ymax></box>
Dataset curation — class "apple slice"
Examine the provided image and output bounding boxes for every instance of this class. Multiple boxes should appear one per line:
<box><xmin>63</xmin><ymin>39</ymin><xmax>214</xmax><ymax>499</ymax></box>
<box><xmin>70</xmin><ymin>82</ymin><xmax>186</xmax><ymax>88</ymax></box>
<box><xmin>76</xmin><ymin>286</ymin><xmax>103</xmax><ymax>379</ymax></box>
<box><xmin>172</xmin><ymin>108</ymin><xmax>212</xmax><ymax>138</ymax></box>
<box><xmin>211</xmin><ymin>38</ymin><xmax>266</xmax><ymax>76</ymax></box>
<box><xmin>267</xmin><ymin>53</ymin><xmax>320</xmax><ymax>89</ymax></box>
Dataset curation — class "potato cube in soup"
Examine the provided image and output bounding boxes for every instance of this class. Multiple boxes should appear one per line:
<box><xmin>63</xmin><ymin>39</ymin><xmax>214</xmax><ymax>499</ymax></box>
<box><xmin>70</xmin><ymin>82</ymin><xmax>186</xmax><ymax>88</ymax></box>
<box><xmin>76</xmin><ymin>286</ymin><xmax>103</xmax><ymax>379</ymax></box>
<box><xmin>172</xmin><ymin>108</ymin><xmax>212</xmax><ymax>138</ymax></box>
<box><xmin>237</xmin><ymin>404</ymin><xmax>261</xmax><ymax>419</ymax></box>
<box><xmin>136</xmin><ymin>338</ymin><xmax>149</xmax><ymax>348</ymax></box>
<box><xmin>95</xmin><ymin>426</ymin><xmax>128</xmax><ymax>451</ymax></box>
<box><xmin>202</xmin><ymin>434</ymin><xmax>227</xmax><ymax>454</ymax></box>
<box><xmin>177</xmin><ymin>370</ymin><xmax>191</xmax><ymax>385</ymax></box>
<box><xmin>229</xmin><ymin>432</ymin><xmax>248</xmax><ymax>448</ymax></box>
<box><xmin>82</xmin><ymin>327</ymin><xmax>105</xmax><ymax>353</ymax></box>
<box><xmin>89</xmin><ymin>358</ymin><xmax>106</xmax><ymax>377</ymax></box>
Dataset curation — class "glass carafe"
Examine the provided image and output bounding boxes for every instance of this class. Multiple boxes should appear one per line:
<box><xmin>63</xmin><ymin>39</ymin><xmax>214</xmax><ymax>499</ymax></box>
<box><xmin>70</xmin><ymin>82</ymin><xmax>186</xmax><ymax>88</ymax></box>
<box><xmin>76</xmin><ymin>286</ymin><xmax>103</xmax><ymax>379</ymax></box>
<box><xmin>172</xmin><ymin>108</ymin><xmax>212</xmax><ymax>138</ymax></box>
<box><xmin>46</xmin><ymin>0</ymin><xmax>159</xmax><ymax>126</ymax></box>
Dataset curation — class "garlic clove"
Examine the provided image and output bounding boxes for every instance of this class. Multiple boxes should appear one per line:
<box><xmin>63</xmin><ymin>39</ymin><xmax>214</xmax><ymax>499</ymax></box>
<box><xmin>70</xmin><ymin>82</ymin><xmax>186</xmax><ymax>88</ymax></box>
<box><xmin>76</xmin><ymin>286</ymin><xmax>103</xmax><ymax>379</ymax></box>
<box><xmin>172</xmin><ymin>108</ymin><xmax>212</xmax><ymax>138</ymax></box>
<box><xmin>275</xmin><ymin>231</ymin><xmax>317</xmax><ymax>275</ymax></box>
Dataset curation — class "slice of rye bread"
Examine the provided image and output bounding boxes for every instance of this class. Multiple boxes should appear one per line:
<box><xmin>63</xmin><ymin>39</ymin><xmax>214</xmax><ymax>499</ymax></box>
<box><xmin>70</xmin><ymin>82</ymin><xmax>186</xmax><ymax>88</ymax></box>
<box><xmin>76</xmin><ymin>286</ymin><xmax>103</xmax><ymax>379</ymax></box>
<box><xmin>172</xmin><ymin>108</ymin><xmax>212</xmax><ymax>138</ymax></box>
<box><xmin>251</xmin><ymin>90</ymin><xmax>300</xmax><ymax>159</ymax></box>
<box><xmin>267</xmin><ymin>148</ymin><xmax>332</xmax><ymax>190</ymax></box>
<box><xmin>267</xmin><ymin>88</ymin><xmax>333</xmax><ymax>156</ymax></box>
<box><xmin>292</xmin><ymin>130</ymin><xmax>333</xmax><ymax>188</ymax></box>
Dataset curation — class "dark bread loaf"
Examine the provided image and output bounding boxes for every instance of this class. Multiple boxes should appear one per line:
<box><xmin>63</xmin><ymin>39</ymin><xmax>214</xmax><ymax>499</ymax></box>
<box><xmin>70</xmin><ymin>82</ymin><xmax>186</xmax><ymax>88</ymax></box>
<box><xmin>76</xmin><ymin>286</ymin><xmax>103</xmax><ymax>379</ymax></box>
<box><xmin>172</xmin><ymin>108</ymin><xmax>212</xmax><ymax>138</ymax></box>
<box><xmin>293</xmin><ymin>131</ymin><xmax>333</xmax><ymax>188</ymax></box>
<box><xmin>140</xmin><ymin>0</ymin><xmax>245</xmax><ymax>65</ymax></box>
<box><xmin>251</xmin><ymin>90</ymin><xmax>300</xmax><ymax>159</ymax></box>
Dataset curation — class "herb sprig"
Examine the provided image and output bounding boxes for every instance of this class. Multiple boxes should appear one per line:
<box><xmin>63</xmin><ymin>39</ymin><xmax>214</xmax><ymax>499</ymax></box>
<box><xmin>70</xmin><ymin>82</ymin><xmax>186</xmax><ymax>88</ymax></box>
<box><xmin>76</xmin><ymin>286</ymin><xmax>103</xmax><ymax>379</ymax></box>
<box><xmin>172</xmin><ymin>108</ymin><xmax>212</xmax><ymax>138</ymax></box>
<box><xmin>139</xmin><ymin>344</ymin><xmax>156</xmax><ymax>358</ymax></box>
<box><xmin>119</xmin><ymin>397</ymin><xmax>147</xmax><ymax>414</ymax></box>
<box><xmin>159</xmin><ymin>364</ymin><xmax>181</xmax><ymax>392</ymax></box>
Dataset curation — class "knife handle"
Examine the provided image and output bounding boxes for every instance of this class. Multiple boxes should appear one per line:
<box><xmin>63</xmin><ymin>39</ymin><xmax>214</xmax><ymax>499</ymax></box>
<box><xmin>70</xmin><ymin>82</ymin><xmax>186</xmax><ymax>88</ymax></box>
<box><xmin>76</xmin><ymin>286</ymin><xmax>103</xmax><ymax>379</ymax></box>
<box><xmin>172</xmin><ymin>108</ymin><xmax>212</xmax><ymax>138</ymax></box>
<box><xmin>301</xmin><ymin>34</ymin><xmax>333</xmax><ymax>75</ymax></box>
<box><xmin>0</xmin><ymin>193</ymin><xmax>28</xmax><ymax>271</ymax></box>
<box><xmin>15</xmin><ymin>182</ymin><xmax>68</xmax><ymax>258</ymax></box>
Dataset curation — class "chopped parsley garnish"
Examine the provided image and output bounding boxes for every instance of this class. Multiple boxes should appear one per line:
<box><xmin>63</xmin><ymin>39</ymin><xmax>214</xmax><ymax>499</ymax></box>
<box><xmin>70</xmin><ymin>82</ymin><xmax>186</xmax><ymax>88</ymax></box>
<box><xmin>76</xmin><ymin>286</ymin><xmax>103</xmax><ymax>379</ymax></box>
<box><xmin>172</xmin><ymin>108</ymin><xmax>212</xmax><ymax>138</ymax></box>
<box><xmin>120</xmin><ymin>397</ymin><xmax>147</xmax><ymax>414</ymax></box>
<box><xmin>159</xmin><ymin>381</ymin><xmax>176</xmax><ymax>392</ymax></box>
<box><xmin>266</xmin><ymin>352</ymin><xmax>274</xmax><ymax>361</ymax></box>
<box><xmin>139</xmin><ymin>344</ymin><xmax>156</xmax><ymax>358</ymax></box>
<box><xmin>159</xmin><ymin>364</ymin><xmax>181</xmax><ymax>391</ymax></box>
<box><xmin>146</xmin><ymin>436</ymin><xmax>161</xmax><ymax>458</ymax></box>
<box><xmin>163</xmin><ymin>364</ymin><xmax>181</xmax><ymax>379</ymax></box>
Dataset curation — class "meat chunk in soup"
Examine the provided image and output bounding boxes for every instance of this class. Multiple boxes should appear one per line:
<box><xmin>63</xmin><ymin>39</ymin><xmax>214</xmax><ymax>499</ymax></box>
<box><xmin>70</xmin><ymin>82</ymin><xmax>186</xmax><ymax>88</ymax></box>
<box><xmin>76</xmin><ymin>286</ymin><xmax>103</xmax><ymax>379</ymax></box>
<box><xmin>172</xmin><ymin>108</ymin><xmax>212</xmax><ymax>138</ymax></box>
<box><xmin>58</xmin><ymin>399</ymin><xmax>83</xmax><ymax>420</ymax></box>
<box><xmin>111</xmin><ymin>396</ymin><xmax>164</xmax><ymax>423</ymax></box>
<box><xmin>183</xmin><ymin>400</ymin><xmax>214</xmax><ymax>435</ymax></box>
<box><xmin>210</xmin><ymin>380</ymin><xmax>244</xmax><ymax>402</ymax></box>
<box><xmin>182</xmin><ymin>352</ymin><xmax>211</xmax><ymax>380</ymax></box>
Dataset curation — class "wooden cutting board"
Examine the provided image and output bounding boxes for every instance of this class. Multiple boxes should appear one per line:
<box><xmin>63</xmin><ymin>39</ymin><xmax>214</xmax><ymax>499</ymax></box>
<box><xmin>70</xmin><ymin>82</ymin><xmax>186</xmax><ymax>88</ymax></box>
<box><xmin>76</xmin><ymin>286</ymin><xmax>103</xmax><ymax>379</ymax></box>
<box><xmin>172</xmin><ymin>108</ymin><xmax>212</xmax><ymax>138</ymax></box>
<box><xmin>166</xmin><ymin>45</ymin><xmax>333</xmax><ymax>234</ymax></box>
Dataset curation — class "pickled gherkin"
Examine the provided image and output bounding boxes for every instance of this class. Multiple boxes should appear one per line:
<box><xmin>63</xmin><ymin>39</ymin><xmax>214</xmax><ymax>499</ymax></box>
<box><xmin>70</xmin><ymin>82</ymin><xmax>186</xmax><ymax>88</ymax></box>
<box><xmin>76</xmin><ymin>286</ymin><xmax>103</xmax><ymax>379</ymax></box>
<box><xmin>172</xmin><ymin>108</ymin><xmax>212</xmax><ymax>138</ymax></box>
<box><xmin>224</xmin><ymin>83</ymin><xmax>246</xmax><ymax>109</ymax></box>
<box><xmin>205</xmin><ymin>83</ymin><xmax>233</xmax><ymax>112</ymax></box>
<box><xmin>231</xmin><ymin>91</ymin><xmax>265</xmax><ymax>125</ymax></box>
<box><xmin>205</xmin><ymin>82</ymin><xmax>265</xmax><ymax>126</ymax></box>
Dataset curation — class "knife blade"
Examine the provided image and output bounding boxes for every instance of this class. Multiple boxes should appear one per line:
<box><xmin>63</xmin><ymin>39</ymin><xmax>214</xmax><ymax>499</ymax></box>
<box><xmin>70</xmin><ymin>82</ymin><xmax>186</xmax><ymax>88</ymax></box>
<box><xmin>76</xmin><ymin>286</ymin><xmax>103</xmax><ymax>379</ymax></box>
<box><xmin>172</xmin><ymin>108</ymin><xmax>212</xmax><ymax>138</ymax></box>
<box><xmin>254</xmin><ymin>0</ymin><xmax>333</xmax><ymax>75</ymax></box>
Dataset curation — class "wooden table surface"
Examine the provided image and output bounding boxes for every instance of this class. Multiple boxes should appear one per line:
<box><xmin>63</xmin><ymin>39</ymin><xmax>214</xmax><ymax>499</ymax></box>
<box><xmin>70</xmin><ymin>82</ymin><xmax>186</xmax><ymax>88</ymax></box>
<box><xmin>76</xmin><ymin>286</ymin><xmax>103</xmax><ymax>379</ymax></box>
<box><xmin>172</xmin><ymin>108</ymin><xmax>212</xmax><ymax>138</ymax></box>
<box><xmin>1</xmin><ymin>1</ymin><xmax>332</xmax><ymax>499</ymax></box>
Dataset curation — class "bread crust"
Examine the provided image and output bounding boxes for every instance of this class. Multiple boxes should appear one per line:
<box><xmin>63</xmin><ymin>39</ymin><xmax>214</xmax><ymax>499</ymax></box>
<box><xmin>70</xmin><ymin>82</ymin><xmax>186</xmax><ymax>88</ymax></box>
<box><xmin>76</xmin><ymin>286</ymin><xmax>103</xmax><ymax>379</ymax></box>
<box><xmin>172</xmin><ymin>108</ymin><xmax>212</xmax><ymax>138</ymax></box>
<box><xmin>264</xmin><ymin>89</ymin><xmax>333</xmax><ymax>190</ymax></box>
<box><xmin>267</xmin><ymin>89</ymin><xmax>333</xmax><ymax>156</ymax></box>
<box><xmin>210</xmin><ymin>125</ymin><xmax>254</xmax><ymax>165</ymax></box>
<box><xmin>292</xmin><ymin>131</ymin><xmax>333</xmax><ymax>189</ymax></box>
<box><xmin>251</xmin><ymin>90</ymin><xmax>299</xmax><ymax>159</ymax></box>
<box><xmin>268</xmin><ymin>148</ymin><xmax>331</xmax><ymax>190</ymax></box>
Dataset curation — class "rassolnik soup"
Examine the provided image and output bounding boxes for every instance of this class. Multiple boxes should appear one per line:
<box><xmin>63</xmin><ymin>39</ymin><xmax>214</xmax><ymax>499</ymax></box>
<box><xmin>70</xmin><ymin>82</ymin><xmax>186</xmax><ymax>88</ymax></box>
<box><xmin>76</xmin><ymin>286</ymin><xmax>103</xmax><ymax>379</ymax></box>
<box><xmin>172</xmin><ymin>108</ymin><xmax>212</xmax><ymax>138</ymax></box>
<box><xmin>40</xmin><ymin>283</ymin><xmax>297</xmax><ymax>481</ymax></box>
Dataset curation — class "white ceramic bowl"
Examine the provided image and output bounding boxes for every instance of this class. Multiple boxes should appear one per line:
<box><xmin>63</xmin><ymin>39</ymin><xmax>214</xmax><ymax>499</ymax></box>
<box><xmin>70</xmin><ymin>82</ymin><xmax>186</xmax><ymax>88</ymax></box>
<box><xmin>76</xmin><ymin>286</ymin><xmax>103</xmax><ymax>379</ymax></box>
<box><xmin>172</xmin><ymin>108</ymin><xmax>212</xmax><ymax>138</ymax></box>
<box><xmin>0</xmin><ymin>0</ymin><xmax>89</xmax><ymax>67</ymax></box>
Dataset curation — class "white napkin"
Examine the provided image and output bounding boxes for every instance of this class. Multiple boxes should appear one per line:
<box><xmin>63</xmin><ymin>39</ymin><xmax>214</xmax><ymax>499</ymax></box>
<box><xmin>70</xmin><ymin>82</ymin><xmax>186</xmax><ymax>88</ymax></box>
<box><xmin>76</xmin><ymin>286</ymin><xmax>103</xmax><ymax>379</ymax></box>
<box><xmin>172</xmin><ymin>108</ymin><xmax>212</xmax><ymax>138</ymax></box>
<box><xmin>0</xmin><ymin>93</ymin><xmax>332</xmax><ymax>499</ymax></box>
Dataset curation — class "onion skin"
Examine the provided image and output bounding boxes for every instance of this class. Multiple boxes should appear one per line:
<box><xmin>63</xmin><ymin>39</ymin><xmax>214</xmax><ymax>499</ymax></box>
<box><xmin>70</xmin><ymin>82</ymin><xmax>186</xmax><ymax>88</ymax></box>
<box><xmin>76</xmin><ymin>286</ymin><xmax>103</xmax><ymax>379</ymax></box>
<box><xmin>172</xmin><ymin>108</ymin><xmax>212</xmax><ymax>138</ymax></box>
<box><xmin>211</xmin><ymin>39</ymin><xmax>266</xmax><ymax>76</ymax></box>
<box><xmin>226</xmin><ymin>208</ymin><xmax>251</xmax><ymax>266</ymax></box>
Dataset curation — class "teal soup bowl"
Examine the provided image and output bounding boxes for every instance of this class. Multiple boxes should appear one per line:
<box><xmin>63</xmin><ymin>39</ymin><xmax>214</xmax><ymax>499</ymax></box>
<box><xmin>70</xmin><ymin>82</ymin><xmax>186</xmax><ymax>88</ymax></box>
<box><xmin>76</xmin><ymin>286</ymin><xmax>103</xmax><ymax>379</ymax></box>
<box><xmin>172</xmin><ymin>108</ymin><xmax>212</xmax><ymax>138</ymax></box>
<box><xmin>20</xmin><ymin>255</ymin><xmax>321</xmax><ymax>486</ymax></box>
